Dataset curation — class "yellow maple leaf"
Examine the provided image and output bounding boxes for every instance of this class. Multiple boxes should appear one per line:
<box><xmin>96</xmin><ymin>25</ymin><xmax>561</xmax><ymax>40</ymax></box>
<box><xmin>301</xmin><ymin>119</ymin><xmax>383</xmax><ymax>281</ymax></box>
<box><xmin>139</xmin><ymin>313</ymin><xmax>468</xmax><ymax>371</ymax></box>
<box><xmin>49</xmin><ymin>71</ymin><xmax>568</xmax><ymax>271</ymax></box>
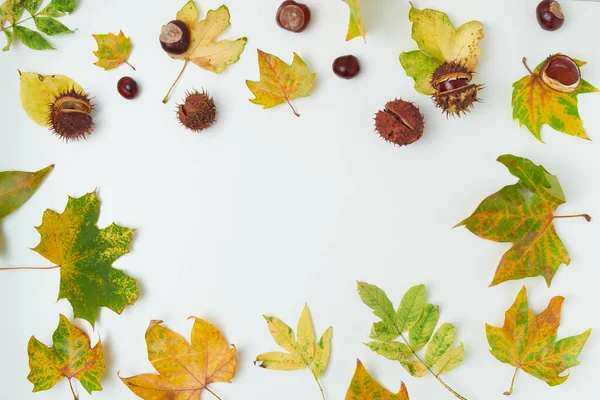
<box><xmin>120</xmin><ymin>318</ymin><xmax>237</xmax><ymax>399</ymax></box>
<box><xmin>345</xmin><ymin>360</ymin><xmax>410</xmax><ymax>400</ymax></box>
<box><xmin>162</xmin><ymin>1</ymin><xmax>247</xmax><ymax>103</ymax></box>
<box><xmin>92</xmin><ymin>30</ymin><xmax>135</xmax><ymax>71</ymax></box>
<box><xmin>246</xmin><ymin>49</ymin><xmax>316</xmax><ymax>117</ymax></box>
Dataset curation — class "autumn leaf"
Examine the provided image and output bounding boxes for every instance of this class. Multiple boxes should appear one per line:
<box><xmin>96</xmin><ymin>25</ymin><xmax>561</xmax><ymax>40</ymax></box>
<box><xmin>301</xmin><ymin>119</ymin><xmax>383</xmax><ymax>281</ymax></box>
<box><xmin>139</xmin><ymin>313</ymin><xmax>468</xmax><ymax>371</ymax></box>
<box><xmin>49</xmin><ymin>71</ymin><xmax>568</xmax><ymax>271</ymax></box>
<box><xmin>246</xmin><ymin>49</ymin><xmax>316</xmax><ymax>117</ymax></box>
<box><xmin>1</xmin><ymin>0</ymin><xmax>76</xmax><ymax>51</ymax></box>
<box><xmin>28</xmin><ymin>314</ymin><xmax>104</xmax><ymax>398</ymax></box>
<box><xmin>30</xmin><ymin>191</ymin><xmax>138</xmax><ymax>325</ymax></box>
<box><xmin>357</xmin><ymin>282</ymin><xmax>467</xmax><ymax>400</ymax></box>
<box><xmin>457</xmin><ymin>154</ymin><xmax>591</xmax><ymax>287</ymax></box>
<box><xmin>343</xmin><ymin>0</ymin><xmax>366</xmax><ymax>42</ymax></box>
<box><xmin>255</xmin><ymin>304</ymin><xmax>332</xmax><ymax>400</ymax></box>
<box><xmin>486</xmin><ymin>286</ymin><xmax>591</xmax><ymax>395</ymax></box>
<box><xmin>120</xmin><ymin>318</ymin><xmax>237</xmax><ymax>400</ymax></box>
<box><xmin>399</xmin><ymin>5</ymin><xmax>483</xmax><ymax>95</ymax></box>
<box><xmin>92</xmin><ymin>30</ymin><xmax>135</xmax><ymax>70</ymax></box>
<box><xmin>19</xmin><ymin>71</ymin><xmax>85</xmax><ymax>126</ymax></box>
<box><xmin>162</xmin><ymin>1</ymin><xmax>247</xmax><ymax>103</ymax></box>
<box><xmin>512</xmin><ymin>57</ymin><xmax>598</xmax><ymax>142</ymax></box>
<box><xmin>345</xmin><ymin>359</ymin><xmax>410</xmax><ymax>400</ymax></box>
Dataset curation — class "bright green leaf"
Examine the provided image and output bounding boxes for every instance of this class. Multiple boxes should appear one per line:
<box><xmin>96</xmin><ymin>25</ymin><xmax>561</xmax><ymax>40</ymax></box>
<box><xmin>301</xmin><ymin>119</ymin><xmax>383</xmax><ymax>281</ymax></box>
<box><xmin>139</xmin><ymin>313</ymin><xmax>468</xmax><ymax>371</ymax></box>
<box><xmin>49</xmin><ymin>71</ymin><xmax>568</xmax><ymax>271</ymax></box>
<box><xmin>24</xmin><ymin>0</ymin><xmax>41</xmax><ymax>14</ymax></box>
<box><xmin>409</xmin><ymin>304</ymin><xmax>440</xmax><ymax>351</ymax></box>
<box><xmin>357</xmin><ymin>281</ymin><xmax>396</xmax><ymax>326</ymax></box>
<box><xmin>39</xmin><ymin>0</ymin><xmax>76</xmax><ymax>17</ymax></box>
<box><xmin>34</xmin><ymin>16</ymin><xmax>72</xmax><ymax>36</ymax></box>
<box><xmin>399</xmin><ymin>50</ymin><xmax>439</xmax><ymax>95</ymax></box>
<box><xmin>396</xmin><ymin>284</ymin><xmax>426</xmax><ymax>333</ymax></box>
<box><xmin>13</xmin><ymin>25</ymin><xmax>54</xmax><ymax>49</ymax></box>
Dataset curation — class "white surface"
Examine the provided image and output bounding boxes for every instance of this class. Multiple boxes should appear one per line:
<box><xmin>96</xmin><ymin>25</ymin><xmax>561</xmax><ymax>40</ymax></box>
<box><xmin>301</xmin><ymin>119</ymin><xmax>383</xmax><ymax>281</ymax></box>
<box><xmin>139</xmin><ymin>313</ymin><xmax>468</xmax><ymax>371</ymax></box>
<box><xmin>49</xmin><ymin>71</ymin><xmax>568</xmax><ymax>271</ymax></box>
<box><xmin>1</xmin><ymin>0</ymin><xmax>599</xmax><ymax>399</ymax></box>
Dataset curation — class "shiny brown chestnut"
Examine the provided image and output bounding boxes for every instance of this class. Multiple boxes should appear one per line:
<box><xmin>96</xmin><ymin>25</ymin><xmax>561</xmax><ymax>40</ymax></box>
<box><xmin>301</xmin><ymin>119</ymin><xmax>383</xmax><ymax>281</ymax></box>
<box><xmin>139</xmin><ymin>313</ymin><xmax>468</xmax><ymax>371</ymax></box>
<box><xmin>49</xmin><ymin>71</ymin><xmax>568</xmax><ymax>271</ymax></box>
<box><xmin>276</xmin><ymin>1</ymin><xmax>311</xmax><ymax>33</ymax></box>
<box><xmin>536</xmin><ymin>0</ymin><xmax>565</xmax><ymax>31</ymax></box>
<box><xmin>540</xmin><ymin>54</ymin><xmax>580</xmax><ymax>93</ymax></box>
<box><xmin>160</xmin><ymin>20</ymin><xmax>191</xmax><ymax>54</ymax></box>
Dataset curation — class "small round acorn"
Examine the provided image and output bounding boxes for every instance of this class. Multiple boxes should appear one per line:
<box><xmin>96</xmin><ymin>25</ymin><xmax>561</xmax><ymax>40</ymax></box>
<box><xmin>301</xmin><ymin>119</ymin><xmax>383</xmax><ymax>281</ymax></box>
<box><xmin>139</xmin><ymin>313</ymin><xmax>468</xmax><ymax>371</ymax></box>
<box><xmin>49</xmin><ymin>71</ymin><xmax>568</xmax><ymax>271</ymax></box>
<box><xmin>540</xmin><ymin>54</ymin><xmax>580</xmax><ymax>93</ymax></box>
<box><xmin>430</xmin><ymin>61</ymin><xmax>483</xmax><ymax>117</ymax></box>
<box><xmin>536</xmin><ymin>0</ymin><xmax>565</xmax><ymax>31</ymax></box>
<box><xmin>48</xmin><ymin>89</ymin><xmax>94</xmax><ymax>141</ymax></box>
<box><xmin>276</xmin><ymin>1</ymin><xmax>311</xmax><ymax>32</ymax></box>
<box><xmin>160</xmin><ymin>20</ymin><xmax>191</xmax><ymax>54</ymax></box>
<box><xmin>375</xmin><ymin>99</ymin><xmax>424</xmax><ymax>146</ymax></box>
<box><xmin>177</xmin><ymin>90</ymin><xmax>216</xmax><ymax>132</ymax></box>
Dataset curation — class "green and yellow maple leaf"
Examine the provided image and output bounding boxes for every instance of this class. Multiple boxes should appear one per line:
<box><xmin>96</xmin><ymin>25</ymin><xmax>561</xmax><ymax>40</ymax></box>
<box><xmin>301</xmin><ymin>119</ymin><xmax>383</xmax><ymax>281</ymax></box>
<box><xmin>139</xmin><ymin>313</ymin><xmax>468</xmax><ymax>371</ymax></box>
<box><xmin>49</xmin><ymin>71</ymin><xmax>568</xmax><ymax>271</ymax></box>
<box><xmin>486</xmin><ymin>286</ymin><xmax>591</xmax><ymax>395</ymax></box>
<box><xmin>357</xmin><ymin>282</ymin><xmax>466</xmax><ymax>399</ymax></box>
<box><xmin>162</xmin><ymin>1</ymin><xmax>247</xmax><ymax>103</ymax></box>
<box><xmin>0</xmin><ymin>165</ymin><xmax>53</xmax><ymax>247</ymax></box>
<box><xmin>457</xmin><ymin>154</ymin><xmax>591</xmax><ymax>287</ymax></box>
<box><xmin>28</xmin><ymin>314</ymin><xmax>104</xmax><ymax>397</ymax></box>
<box><xmin>255</xmin><ymin>304</ymin><xmax>332</xmax><ymax>399</ymax></box>
<box><xmin>246</xmin><ymin>49</ymin><xmax>316</xmax><ymax>117</ymax></box>
<box><xmin>92</xmin><ymin>30</ymin><xmax>135</xmax><ymax>70</ymax></box>
<box><xmin>343</xmin><ymin>0</ymin><xmax>366</xmax><ymax>42</ymax></box>
<box><xmin>32</xmin><ymin>191</ymin><xmax>138</xmax><ymax>325</ymax></box>
<box><xmin>399</xmin><ymin>5</ymin><xmax>483</xmax><ymax>95</ymax></box>
<box><xmin>120</xmin><ymin>318</ymin><xmax>237</xmax><ymax>399</ymax></box>
<box><xmin>512</xmin><ymin>57</ymin><xmax>598</xmax><ymax>142</ymax></box>
<box><xmin>345</xmin><ymin>359</ymin><xmax>410</xmax><ymax>400</ymax></box>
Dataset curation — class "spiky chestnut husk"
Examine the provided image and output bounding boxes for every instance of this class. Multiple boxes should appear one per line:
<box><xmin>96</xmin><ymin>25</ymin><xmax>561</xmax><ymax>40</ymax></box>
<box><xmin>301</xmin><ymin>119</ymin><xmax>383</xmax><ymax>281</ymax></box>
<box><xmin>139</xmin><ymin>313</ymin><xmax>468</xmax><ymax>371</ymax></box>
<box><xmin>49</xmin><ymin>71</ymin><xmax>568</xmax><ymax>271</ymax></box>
<box><xmin>431</xmin><ymin>61</ymin><xmax>483</xmax><ymax>117</ymax></box>
<box><xmin>374</xmin><ymin>99</ymin><xmax>424</xmax><ymax>146</ymax></box>
<box><xmin>48</xmin><ymin>89</ymin><xmax>94</xmax><ymax>141</ymax></box>
<box><xmin>176</xmin><ymin>90</ymin><xmax>216</xmax><ymax>132</ymax></box>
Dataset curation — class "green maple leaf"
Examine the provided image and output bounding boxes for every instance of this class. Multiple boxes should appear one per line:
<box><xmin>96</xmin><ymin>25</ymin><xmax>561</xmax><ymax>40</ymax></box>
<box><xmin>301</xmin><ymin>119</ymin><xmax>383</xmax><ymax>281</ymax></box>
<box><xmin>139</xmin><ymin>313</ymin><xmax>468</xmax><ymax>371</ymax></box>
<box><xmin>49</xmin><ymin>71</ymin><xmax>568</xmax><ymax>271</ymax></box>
<box><xmin>457</xmin><ymin>154</ymin><xmax>591</xmax><ymax>287</ymax></box>
<box><xmin>486</xmin><ymin>286</ymin><xmax>590</xmax><ymax>395</ymax></box>
<box><xmin>357</xmin><ymin>282</ymin><xmax>466</xmax><ymax>399</ymax></box>
<box><xmin>32</xmin><ymin>191</ymin><xmax>138</xmax><ymax>325</ymax></box>
<box><xmin>28</xmin><ymin>314</ymin><xmax>104</xmax><ymax>397</ymax></box>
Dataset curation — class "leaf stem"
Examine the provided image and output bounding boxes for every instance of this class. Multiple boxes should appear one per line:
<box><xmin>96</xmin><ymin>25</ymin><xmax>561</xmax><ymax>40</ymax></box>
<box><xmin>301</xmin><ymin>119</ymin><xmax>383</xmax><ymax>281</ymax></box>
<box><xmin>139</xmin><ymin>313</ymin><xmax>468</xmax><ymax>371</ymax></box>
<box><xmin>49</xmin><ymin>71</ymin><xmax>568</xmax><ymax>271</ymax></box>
<box><xmin>522</xmin><ymin>57</ymin><xmax>534</xmax><ymax>76</ymax></box>
<box><xmin>554</xmin><ymin>214</ymin><xmax>592</xmax><ymax>222</ymax></box>
<box><xmin>163</xmin><ymin>59</ymin><xmax>189</xmax><ymax>103</ymax></box>
<box><xmin>399</xmin><ymin>333</ymin><xmax>467</xmax><ymax>400</ymax></box>
<box><xmin>0</xmin><ymin>265</ymin><xmax>59</xmax><ymax>271</ymax></box>
<box><xmin>1</xmin><ymin>15</ymin><xmax>36</xmax><ymax>32</ymax></box>
<box><xmin>68</xmin><ymin>378</ymin><xmax>77</xmax><ymax>400</ymax></box>
<box><xmin>310</xmin><ymin>370</ymin><xmax>326</xmax><ymax>400</ymax></box>
<box><xmin>286</xmin><ymin>98</ymin><xmax>300</xmax><ymax>117</ymax></box>
<box><xmin>504</xmin><ymin>367</ymin><xmax>519</xmax><ymax>396</ymax></box>
<box><xmin>125</xmin><ymin>61</ymin><xmax>136</xmax><ymax>71</ymax></box>
<box><xmin>205</xmin><ymin>387</ymin><xmax>223</xmax><ymax>400</ymax></box>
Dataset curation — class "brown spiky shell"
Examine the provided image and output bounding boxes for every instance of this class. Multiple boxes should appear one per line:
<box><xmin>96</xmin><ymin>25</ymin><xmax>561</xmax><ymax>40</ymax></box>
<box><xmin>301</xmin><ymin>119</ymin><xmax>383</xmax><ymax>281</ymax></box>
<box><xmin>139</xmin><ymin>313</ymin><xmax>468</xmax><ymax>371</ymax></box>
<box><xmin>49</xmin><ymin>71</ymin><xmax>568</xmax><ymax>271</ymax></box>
<box><xmin>48</xmin><ymin>89</ymin><xmax>94</xmax><ymax>141</ymax></box>
<box><xmin>430</xmin><ymin>61</ymin><xmax>483</xmax><ymax>117</ymax></box>
<box><xmin>374</xmin><ymin>99</ymin><xmax>424</xmax><ymax>146</ymax></box>
<box><xmin>177</xmin><ymin>90</ymin><xmax>216</xmax><ymax>132</ymax></box>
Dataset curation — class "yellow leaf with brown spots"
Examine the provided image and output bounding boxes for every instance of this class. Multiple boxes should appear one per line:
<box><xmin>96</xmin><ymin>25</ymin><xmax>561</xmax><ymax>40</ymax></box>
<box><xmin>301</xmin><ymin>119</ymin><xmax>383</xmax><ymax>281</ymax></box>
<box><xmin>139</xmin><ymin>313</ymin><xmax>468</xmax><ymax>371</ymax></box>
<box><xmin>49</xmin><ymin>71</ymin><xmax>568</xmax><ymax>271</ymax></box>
<box><xmin>28</xmin><ymin>314</ymin><xmax>104</xmax><ymax>397</ymax></box>
<box><xmin>120</xmin><ymin>318</ymin><xmax>237</xmax><ymax>400</ymax></box>
<box><xmin>32</xmin><ymin>191</ymin><xmax>138</xmax><ymax>325</ymax></box>
<box><xmin>486</xmin><ymin>286</ymin><xmax>591</xmax><ymax>395</ymax></box>
<box><xmin>457</xmin><ymin>154</ymin><xmax>591</xmax><ymax>287</ymax></box>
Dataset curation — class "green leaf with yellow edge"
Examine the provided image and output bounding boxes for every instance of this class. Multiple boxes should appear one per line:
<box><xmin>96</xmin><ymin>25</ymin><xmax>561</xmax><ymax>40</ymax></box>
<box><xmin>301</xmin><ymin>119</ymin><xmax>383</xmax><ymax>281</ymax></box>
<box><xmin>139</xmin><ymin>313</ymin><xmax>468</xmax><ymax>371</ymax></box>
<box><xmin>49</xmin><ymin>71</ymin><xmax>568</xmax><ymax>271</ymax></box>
<box><xmin>38</xmin><ymin>0</ymin><xmax>76</xmax><ymax>17</ymax></box>
<box><xmin>120</xmin><ymin>318</ymin><xmax>237</xmax><ymax>399</ymax></box>
<box><xmin>400</xmin><ymin>5</ymin><xmax>483</xmax><ymax>95</ymax></box>
<box><xmin>19</xmin><ymin>71</ymin><xmax>84</xmax><ymax>126</ymax></box>
<box><xmin>14</xmin><ymin>25</ymin><xmax>53</xmax><ymax>49</ymax></box>
<box><xmin>0</xmin><ymin>165</ymin><xmax>53</xmax><ymax>220</ymax></box>
<box><xmin>24</xmin><ymin>0</ymin><xmax>42</xmax><ymax>14</ymax></box>
<box><xmin>32</xmin><ymin>191</ymin><xmax>138</xmax><ymax>325</ymax></box>
<box><xmin>28</xmin><ymin>314</ymin><xmax>104</xmax><ymax>396</ymax></box>
<box><xmin>4</xmin><ymin>0</ymin><xmax>24</xmax><ymax>24</ymax></box>
<box><xmin>34</xmin><ymin>16</ymin><xmax>72</xmax><ymax>36</ymax></box>
<box><xmin>343</xmin><ymin>0</ymin><xmax>365</xmax><ymax>42</ymax></box>
<box><xmin>345</xmin><ymin>359</ymin><xmax>410</xmax><ymax>400</ymax></box>
<box><xmin>246</xmin><ymin>49</ymin><xmax>316</xmax><ymax>117</ymax></box>
<box><xmin>162</xmin><ymin>2</ymin><xmax>247</xmax><ymax>103</ymax></box>
<box><xmin>512</xmin><ymin>57</ymin><xmax>598</xmax><ymax>142</ymax></box>
<box><xmin>358</xmin><ymin>282</ymin><xmax>467</xmax><ymax>398</ymax></box>
<box><xmin>457</xmin><ymin>154</ymin><xmax>591</xmax><ymax>287</ymax></box>
<box><xmin>486</xmin><ymin>286</ymin><xmax>591</xmax><ymax>395</ymax></box>
<box><xmin>256</xmin><ymin>304</ymin><xmax>332</xmax><ymax>398</ymax></box>
<box><xmin>92</xmin><ymin>30</ymin><xmax>135</xmax><ymax>70</ymax></box>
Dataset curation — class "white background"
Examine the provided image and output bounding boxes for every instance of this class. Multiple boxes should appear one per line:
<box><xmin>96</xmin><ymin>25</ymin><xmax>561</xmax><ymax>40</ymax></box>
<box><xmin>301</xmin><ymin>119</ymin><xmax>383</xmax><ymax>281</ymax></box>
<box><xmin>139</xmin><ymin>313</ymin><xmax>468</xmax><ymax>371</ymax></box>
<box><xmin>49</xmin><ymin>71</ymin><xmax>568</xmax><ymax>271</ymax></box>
<box><xmin>1</xmin><ymin>0</ymin><xmax>599</xmax><ymax>399</ymax></box>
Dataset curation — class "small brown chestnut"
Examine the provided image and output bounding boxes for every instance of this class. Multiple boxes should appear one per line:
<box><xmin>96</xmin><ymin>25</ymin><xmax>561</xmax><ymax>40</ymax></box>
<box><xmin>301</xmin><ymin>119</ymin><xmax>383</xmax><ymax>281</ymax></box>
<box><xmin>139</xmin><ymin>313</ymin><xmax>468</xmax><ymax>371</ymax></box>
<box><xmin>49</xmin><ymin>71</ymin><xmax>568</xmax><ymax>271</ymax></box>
<box><xmin>276</xmin><ymin>1</ymin><xmax>311</xmax><ymax>33</ymax></box>
<box><xmin>333</xmin><ymin>55</ymin><xmax>360</xmax><ymax>79</ymax></box>
<box><xmin>540</xmin><ymin>54</ymin><xmax>580</xmax><ymax>93</ymax></box>
<box><xmin>536</xmin><ymin>0</ymin><xmax>565</xmax><ymax>31</ymax></box>
<box><xmin>160</xmin><ymin>20</ymin><xmax>191</xmax><ymax>54</ymax></box>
